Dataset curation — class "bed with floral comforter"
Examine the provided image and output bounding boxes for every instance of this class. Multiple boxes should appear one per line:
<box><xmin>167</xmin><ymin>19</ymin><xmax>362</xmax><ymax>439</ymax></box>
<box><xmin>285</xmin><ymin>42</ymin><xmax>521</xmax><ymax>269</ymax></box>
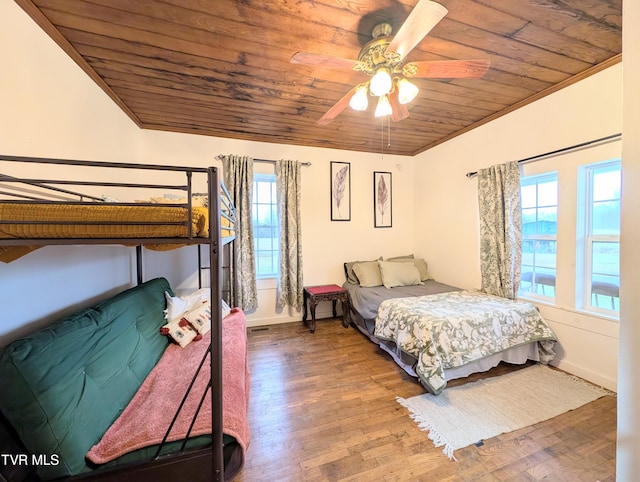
<box><xmin>374</xmin><ymin>290</ymin><xmax>557</xmax><ymax>394</ymax></box>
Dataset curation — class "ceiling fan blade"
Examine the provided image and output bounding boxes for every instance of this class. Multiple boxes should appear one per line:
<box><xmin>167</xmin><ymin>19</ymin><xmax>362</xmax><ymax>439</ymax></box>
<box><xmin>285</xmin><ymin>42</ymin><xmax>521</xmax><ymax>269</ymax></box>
<box><xmin>404</xmin><ymin>59</ymin><xmax>491</xmax><ymax>78</ymax></box>
<box><xmin>291</xmin><ymin>52</ymin><xmax>360</xmax><ymax>71</ymax></box>
<box><xmin>317</xmin><ymin>86</ymin><xmax>359</xmax><ymax>125</ymax></box>
<box><xmin>385</xmin><ymin>0</ymin><xmax>448</xmax><ymax>62</ymax></box>
<box><xmin>388</xmin><ymin>90</ymin><xmax>409</xmax><ymax>123</ymax></box>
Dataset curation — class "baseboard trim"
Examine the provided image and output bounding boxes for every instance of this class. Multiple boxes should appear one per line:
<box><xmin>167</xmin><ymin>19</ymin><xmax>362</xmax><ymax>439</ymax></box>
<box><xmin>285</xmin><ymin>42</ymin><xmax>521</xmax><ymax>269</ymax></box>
<box><xmin>552</xmin><ymin>359</ymin><xmax>617</xmax><ymax>392</ymax></box>
<box><xmin>246</xmin><ymin>308</ymin><xmax>336</xmax><ymax>329</ymax></box>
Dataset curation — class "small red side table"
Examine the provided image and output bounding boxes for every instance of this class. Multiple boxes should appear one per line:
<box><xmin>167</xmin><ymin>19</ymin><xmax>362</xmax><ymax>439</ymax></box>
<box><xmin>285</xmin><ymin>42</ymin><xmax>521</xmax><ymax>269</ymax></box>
<box><xmin>302</xmin><ymin>284</ymin><xmax>350</xmax><ymax>333</ymax></box>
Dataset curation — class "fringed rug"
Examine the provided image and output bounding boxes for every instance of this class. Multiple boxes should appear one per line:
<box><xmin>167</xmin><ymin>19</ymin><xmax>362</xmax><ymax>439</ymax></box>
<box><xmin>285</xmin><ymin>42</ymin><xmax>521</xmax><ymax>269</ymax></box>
<box><xmin>397</xmin><ymin>364</ymin><xmax>611</xmax><ymax>460</ymax></box>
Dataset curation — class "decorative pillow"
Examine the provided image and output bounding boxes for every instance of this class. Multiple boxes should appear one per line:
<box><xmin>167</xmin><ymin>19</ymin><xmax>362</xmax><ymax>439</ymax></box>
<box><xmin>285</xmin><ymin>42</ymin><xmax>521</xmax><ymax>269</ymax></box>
<box><xmin>352</xmin><ymin>261</ymin><xmax>383</xmax><ymax>287</ymax></box>
<box><xmin>388</xmin><ymin>258</ymin><xmax>431</xmax><ymax>281</ymax></box>
<box><xmin>378</xmin><ymin>260</ymin><xmax>422</xmax><ymax>289</ymax></box>
<box><xmin>180</xmin><ymin>299</ymin><xmax>211</xmax><ymax>335</ymax></box>
<box><xmin>160</xmin><ymin>318</ymin><xmax>199</xmax><ymax>347</ymax></box>
<box><xmin>345</xmin><ymin>257</ymin><xmax>381</xmax><ymax>284</ymax></box>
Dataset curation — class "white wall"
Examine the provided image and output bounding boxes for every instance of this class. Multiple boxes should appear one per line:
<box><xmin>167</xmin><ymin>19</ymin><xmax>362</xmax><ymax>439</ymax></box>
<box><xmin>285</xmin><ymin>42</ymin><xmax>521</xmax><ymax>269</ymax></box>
<box><xmin>0</xmin><ymin>0</ymin><xmax>143</xmax><ymax>344</ymax></box>
<box><xmin>617</xmin><ymin>0</ymin><xmax>640</xmax><ymax>477</ymax></box>
<box><xmin>413</xmin><ymin>64</ymin><xmax>622</xmax><ymax>391</ymax></box>
<box><xmin>0</xmin><ymin>0</ymin><xmax>414</xmax><ymax>345</ymax></box>
<box><xmin>137</xmin><ymin>129</ymin><xmax>416</xmax><ymax>328</ymax></box>
<box><xmin>2</xmin><ymin>0</ymin><xmax>638</xmax><ymax>476</ymax></box>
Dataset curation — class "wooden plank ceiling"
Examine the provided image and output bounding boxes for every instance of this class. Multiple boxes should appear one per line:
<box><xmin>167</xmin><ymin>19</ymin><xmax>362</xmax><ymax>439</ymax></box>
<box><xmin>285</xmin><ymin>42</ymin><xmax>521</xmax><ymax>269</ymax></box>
<box><xmin>15</xmin><ymin>0</ymin><xmax>622</xmax><ymax>156</ymax></box>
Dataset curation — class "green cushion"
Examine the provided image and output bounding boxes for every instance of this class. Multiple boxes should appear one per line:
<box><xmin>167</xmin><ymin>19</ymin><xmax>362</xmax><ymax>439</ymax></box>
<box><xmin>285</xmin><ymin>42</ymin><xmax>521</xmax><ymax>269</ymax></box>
<box><xmin>0</xmin><ymin>277</ymin><xmax>171</xmax><ymax>480</ymax></box>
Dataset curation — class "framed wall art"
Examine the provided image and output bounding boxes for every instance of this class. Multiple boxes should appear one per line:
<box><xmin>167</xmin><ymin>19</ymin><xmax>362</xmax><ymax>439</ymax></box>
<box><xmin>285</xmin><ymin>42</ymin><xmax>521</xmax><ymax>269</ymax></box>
<box><xmin>330</xmin><ymin>161</ymin><xmax>351</xmax><ymax>221</ymax></box>
<box><xmin>373</xmin><ymin>171</ymin><xmax>392</xmax><ymax>228</ymax></box>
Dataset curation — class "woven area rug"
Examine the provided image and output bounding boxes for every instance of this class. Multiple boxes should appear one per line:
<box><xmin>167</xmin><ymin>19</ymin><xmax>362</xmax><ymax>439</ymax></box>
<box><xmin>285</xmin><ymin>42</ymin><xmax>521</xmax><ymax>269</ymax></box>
<box><xmin>397</xmin><ymin>364</ymin><xmax>610</xmax><ymax>460</ymax></box>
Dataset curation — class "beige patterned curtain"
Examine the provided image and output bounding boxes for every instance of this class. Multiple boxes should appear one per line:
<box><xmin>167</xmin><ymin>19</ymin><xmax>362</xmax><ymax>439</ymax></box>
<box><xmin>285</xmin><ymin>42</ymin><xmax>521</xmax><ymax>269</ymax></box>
<box><xmin>477</xmin><ymin>161</ymin><xmax>522</xmax><ymax>299</ymax></box>
<box><xmin>219</xmin><ymin>154</ymin><xmax>258</xmax><ymax>311</ymax></box>
<box><xmin>276</xmin><ymin>160</ymin><xmax>304</xmax><ymax>309</ymax></box>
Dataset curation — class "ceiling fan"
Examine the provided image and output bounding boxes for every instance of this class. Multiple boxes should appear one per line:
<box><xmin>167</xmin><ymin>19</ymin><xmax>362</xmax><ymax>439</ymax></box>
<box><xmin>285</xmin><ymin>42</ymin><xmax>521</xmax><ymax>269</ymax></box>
<box><xmin>291</xmin><ymin>0</ymin><xmax>490</xmax><ymax>125</ymax></box>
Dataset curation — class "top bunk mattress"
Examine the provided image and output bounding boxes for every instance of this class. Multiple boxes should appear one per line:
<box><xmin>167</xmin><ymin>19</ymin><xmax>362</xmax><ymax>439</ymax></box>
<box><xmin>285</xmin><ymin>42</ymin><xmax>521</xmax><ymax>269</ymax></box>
<box><xmin>0</xmin><ymin>203</ymin><xmax>234</xmax><ymax>263</ymax></box>
<box><xmin>0</xmin><ymin>155</ymin><xmax>236</xmax><ymax>262</ymax></box>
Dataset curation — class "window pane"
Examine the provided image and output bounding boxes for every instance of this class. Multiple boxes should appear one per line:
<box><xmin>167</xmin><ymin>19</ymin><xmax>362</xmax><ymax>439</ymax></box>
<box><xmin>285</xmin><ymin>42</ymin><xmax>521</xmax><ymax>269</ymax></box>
<box><xmin>522</xmin><ymin>240</ymin><xmax>534</xmax><ymax>265</ymax></box>
<box><xmin>255</xmin><ymin>226</ymin><xmax>272</xmax><ymax>238</ymax></box>
<box><xmin>520</xmin><ymin>266</ymin><xmax>556</xmax><ymax>297</ymax></box>
<box><xmin>519</xmin><ymin>268</ymin><xmax>534</xmax><ymax>292</ymax></box>
<box><xmin>579</xmin><ymin>160</ymin><xmax>620</xmax><ymax>315</ymax></box>
<box><xmin>256</xmin><ymin>252</ymin><xmax>275</xmax><ymax>275</ymax></box>
<box><xmin>593</xmin><ymin>167</ymin><xmax>621</xmax><ymax>202</ymax></box>
<box><xmin>592</xmin><ymin>241</ymin><xmax>620</xmax><ymax>277</ymax></box>
<box><xmin>535</xmin><ymin>240</ymin><xmax>556</xmax><ymax>269</ymax></box>
<box><xmin>538</xmin><ymin>180</ymin><xmax>558</xmax><ymax>206</ymax></box>
<box><xmin>256</xmin><ymin>204</ymin><xmax>272</xmax><ymax>224</ymax></box>
<box><xmin>253</xmin><ymin>175</ymin><xmax>279</xmax><ymax>278</ymax></box>
<box><xmin>519</xmin><ymin>173</ymin><xmax>557</xmax><ymax>300</ymax></box>
<box><xmin>257</xmin><ymin>236</ymin><xmax>275</xmax><ymax>250</ymax></box>
<box><xmin>522</xmin><ymin>208</ymin><xmax>537</xmax><ymax>234</ymax></box>
<box><xmin>256</xmin><ymin>181</ymin><xmax>271</xmax><ymax>202</ymax></box>
<box><xmin>591</xmin><ymin>260</ymin><xmax>620</xmax><ymax>312</ymax></box>
<box><xmin>521</xmin><ymin>184</ymin><xmax>537</xmax><ymax>208</ymax></box>
<box><xmin>537</xmin><ymin>207</ymin><xmax>557</xmax><ymax>234</ymax></box>
<box><xmin>592</xmin><ymin>200</ymin><xmax>620</xmax><ymax>235</ymax></box>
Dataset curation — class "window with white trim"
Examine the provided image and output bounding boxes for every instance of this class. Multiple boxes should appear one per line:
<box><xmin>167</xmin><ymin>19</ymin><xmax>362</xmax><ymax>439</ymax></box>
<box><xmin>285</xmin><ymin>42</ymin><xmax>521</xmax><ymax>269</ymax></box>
<box><xmin>252</xmin><ymin>173</ymin><xmax>279</xmax><ymax>278</ymax></box>
<box><xmin>577</xmin><ymin>160</ymin><xmax>620</xmax><ymax>315</ymax></box>
<box><xmin>519</xmin><ymin>173</ymin><xmax>558</xmax><ymax>300</ymax></box>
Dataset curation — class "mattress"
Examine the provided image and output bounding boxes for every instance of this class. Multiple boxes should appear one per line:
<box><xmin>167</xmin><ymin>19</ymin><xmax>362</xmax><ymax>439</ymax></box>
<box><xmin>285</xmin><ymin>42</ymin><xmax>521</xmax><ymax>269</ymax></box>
<box><xmin>0</xmin><ymin>203</ymin><xmax>233</xmax><ymax>262</ymax></box>
<box><xmin>344</xmin><ymin>280</ymin><xmax>555</xmax><ymax>394</ymax></box>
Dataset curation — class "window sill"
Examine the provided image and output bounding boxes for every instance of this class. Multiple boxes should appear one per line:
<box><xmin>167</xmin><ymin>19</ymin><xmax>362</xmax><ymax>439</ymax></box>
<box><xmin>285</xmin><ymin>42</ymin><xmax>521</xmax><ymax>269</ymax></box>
<box><xmin>519</xmin><ymin>295</ymin><xmax>619</xmax><ymax>323</ymax></box>
<box><xmin>256</xmin><ymin>277</ymin><xmax>278</xmax><ymax>290</ymax></box>
<box><xmin>517</xmin><ymin>294</ymin><xmax>555</xmax><ymax>306</ymax></box>
<box><xmin>572</xmin><ymin>306</ymin><xmax>619</xmax><ymax>323</ymax></box>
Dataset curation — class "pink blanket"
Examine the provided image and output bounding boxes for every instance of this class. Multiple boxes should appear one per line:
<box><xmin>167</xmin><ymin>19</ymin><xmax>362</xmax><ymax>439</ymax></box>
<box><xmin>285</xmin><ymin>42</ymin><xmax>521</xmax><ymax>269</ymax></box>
<box><xmin>87</xmin><ymin>308</ymin><xmax>250</xmax><ymax>474</ymax></box>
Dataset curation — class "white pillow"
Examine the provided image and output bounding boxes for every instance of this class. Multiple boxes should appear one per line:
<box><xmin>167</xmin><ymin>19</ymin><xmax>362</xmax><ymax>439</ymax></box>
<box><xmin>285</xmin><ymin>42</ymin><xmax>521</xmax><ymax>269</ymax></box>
<box><xmin>378</xmin><ymin>260</ymin><xmax>422</xmax><ymax>289</ymax></box>
<box><xmin>164</xmin><ymin>288</ymin><xmax>210</xmax><ymax>322</ymax></box>
<box><xmin>222</xmin><ymin>299</ymin><xmax>232</xmax><ymax>319</ymax></box>
<box><xmin>388</xmin><ymin>258</ymin><xmax>431</xmax><ymax>281</ymax></box>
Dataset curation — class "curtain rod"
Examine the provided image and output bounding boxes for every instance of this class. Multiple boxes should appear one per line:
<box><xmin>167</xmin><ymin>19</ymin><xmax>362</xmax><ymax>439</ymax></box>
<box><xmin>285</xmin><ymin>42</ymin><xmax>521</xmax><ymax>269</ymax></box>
<box><xmin>254</xmin><ymin>158</ymin><xmax>311</xmax><ymax>166</ymax></box>
<box><xmin>465</xmin><ymin>133</ymin><xmax>622</xmax><ymax>179</ymax></box>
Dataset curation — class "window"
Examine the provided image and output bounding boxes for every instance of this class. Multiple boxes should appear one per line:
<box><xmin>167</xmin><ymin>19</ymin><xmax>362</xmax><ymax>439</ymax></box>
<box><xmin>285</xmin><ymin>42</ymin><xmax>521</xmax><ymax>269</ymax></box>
<box><xmin>577</xmin><ymin>160</ymin><xmax>620</xmax><ymax>314</ymax></box>
<box><xmin>252</xmin><ymin>173</ymin><xmax>278</xmax><ymax>278</ymax></box>
<box><xmin>519</xmin><ymin>173</ymin><xmax>558</xmax><ymax>299</ymax></box>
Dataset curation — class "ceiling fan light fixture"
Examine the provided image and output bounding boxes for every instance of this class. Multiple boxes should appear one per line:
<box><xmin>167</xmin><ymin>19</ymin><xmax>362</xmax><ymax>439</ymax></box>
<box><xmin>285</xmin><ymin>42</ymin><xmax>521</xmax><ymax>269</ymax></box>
<box><xmin>374</xmin><ymin>95</ymin><xmax>392</xmax><ymax>117</ymax></box>
<box><xmin>292</xmin><ymin>1</ymin><xmax>490</xmax><ymax>126</ymax></box>
<box><xmin>370</xmin><ymin>67</ymin><xmax>392</xmax><ymax>96</ymax></box>
<box><xmin>349</xmin><ymin>83</ymin><xmax>369</xmax><ymax>111</ymax></box>
<box><xmin>397</xmin><ymin>78</ymin><xmax>419</xmax><ymax>104</ymax></box>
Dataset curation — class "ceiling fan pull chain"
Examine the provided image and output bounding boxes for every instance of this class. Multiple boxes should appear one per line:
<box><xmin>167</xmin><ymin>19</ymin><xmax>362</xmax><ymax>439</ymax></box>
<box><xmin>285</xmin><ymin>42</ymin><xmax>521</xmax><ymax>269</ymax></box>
<box><xmin>381</xmin><ymin>116</ymin><xmax>384</xmax><ymax>160</ymax></box>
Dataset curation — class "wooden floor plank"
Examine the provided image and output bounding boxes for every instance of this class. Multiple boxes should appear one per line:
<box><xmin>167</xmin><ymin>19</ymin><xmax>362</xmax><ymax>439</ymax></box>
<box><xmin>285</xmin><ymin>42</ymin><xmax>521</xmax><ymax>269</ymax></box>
<box><xmin>236</xmin><ymin>320</ymin><xmax>616</xmax><ymax>481</ymax></box>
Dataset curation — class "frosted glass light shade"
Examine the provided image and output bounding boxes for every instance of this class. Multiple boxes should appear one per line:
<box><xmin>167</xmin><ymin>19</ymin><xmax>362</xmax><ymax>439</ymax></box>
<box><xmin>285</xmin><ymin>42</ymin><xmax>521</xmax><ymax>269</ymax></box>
<box><xmin>374</xmin><ymin>95</ymin><xmax>392</xmax><ymax>117</ymax></box>
<box><xmin>397</xmin><ymin>78</ymin><xmax>419</xmax><ymax>104</ymax></box>
<box><xmin>349</xmin><ymin>84</ymin><xmax>369</xmax><ymax>111</ymax></box>
<box><xmin>370</xmin><ymin>68</ymin><xmax>392</xmax><ymax>96</ymax></box>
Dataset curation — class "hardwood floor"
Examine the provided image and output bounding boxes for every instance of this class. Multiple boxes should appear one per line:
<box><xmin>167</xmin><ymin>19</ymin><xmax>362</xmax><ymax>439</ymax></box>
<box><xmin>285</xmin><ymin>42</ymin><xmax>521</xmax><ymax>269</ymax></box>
<box><xmin>235</xmin><ymin>319</ymin><xmax>616</xmax><ymax>482</ymax></box>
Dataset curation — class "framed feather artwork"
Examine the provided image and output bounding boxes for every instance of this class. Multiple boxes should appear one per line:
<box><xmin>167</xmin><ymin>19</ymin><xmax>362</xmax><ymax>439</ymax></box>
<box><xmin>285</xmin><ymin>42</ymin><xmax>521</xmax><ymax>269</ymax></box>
<box><xmin>374</xmin><ymin>171</ymin><xmax>392</xmax><ymax>228</ymax></box>
<box><xmin>331</xmin><ymin>161</ymin><xmax>351</xmax><ymax>221</ymax></box>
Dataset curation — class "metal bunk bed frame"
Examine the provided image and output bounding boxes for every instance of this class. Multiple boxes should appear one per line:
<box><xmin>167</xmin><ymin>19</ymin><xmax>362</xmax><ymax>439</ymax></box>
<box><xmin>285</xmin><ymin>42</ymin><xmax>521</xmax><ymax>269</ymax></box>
<box><xmin>0</xmin><ymin>154</ymin><xmax>236</xmax><ymax>482</ymax></box>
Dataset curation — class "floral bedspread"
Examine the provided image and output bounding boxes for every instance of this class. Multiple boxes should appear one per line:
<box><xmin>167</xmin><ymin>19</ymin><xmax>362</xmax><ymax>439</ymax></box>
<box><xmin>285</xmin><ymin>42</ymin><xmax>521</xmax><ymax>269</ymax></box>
<box><xmin>374</xmin><ymin>290</ymin><xmax>557</xmax><ymax>394</ymax></box>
